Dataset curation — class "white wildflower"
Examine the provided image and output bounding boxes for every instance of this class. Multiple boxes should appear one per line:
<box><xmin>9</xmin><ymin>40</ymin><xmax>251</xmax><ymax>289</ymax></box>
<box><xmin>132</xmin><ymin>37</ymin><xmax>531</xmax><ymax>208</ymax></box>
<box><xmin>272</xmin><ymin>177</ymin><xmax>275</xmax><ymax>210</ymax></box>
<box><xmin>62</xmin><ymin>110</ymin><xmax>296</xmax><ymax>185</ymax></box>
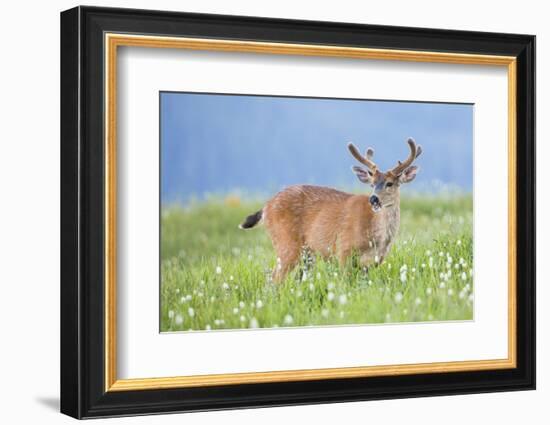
<box><xmin>222</xmin><ymin>282</ymin><xmax>230</xmax><ymax>290</ymax></box>
<box><xmin>421</xmin><ymin>263</ymin><xmax>426</xmax><ymax>268</ymax></box>
<box><xmin>215</xmin><ymin>266</ymin><xmax>222</xmax><ymax>274</ymax></box>
<box><xmin>175</xmin><ymin>314</ymin><xmax>183</xmax><ymax>326</ymax></box>
<box><xmin>338</xmin><ymin>294</ymin><xmax>348</xmax><ymax>305</ymax></box>
<box><xmin>339</xmin><ymin>311</ymin><xmax>345</xmax><ymax>318</ymax></box>
<box><xmin>239</xmin><ymin>301</ymin><xmax>245</xmax><ymax>308</ymax></box>
<box><xmin>457</xmin><ymin>239</ymin><xmax>462</xmax><ymax>245</ymax></box>
<box><xmin>168</xmin><ymin>310</ymin><xmax>175</xmax><ymax>319</ymax></box>
<box><xmin>439</xmin><ymin>281</ymin><xmax>446</xmax><ymax>289</ymax></box>
<box><xmin>328</xmin><ymin>282</ymin><xmax>335</xmax><ymax>290</ymax></box>
<box><xmin>321</xmin><ymin>309</ymin><xmax>329</xmax><ymax>318</ymax></box>
<box><xmin>394</xmin><ymin>292</ymin><xmax>403</xmax><ymax>303</ymax></box>
<box><xmin>374</xmin><ymin>255</ymin><xmax>380</xmax><ymax>264</ymax></box>
<box><xmin>232</xmin><ymin>307</ymin><xmax>239</xmax><ymax>314</ymax></box>
<box><xmin>400</xmin><ymin>271</ymin><xmax>407</xmax><ymax>284</ymax></box>
<box><xmin>240</xmin><ymin>315</ymin><xmax>246</xmax><ymax>322</ymax></box>
<box><xmin>429</xmin><ymin>257</ymin><xmax>433</xmax><ymax>268</ymax></box>
<box><xmin>249</xmin><ymin>317</ymin><xmax>259</xmax><ymax>328</ymax></box>
<box><xmin>426</xmin><ymin>287</ymin><xmax>432</xmax><ymax>295</ymax></box>
<box><xmin>256</xmin><ymin>300</ymin><xmax>263</xmax><ymax>309</ymax></box>
<box><xmin>461</xmin><ymin>272</ymin><xmax>467</xmax><ymax>281</ymax></box>
<box><xmin>186</xmin><ymin>294</ymin><xmax>192</xmax><ymax>301</ymax></box>
<box><xmin>187</xmin><ymin>307</ymin><xmax>195</xmax><ymax>317</ymax></box>
<box><xmin>327</xmin><ymin>292</ymin><xmax>335</xmax><ymax>301</ymax></box>
<box><xmin>448</xmin><ymin>289</ymin><xmax>454</xmax><ymax>296</ymax></box>
<box><xmin>284</xmin><ymin>314</ymin><xmax>294</xmax><ymax>325</ymax></box>
<box><xmin>309</xmin><ymin>283</ymin><xmax>315</xmax><ymax>291</ymax></box>
<box><xmin>205</xmin><ymin>324</ymin><xmax>211</xmax><ymax>331</ymax></box>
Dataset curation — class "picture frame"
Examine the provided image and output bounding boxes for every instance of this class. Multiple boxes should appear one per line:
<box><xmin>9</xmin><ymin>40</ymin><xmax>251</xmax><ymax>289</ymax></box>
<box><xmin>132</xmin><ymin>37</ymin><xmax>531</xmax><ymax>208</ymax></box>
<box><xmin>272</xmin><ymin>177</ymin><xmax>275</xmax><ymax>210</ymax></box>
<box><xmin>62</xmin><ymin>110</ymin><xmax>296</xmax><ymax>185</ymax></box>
<box><xmin>60</xmin><ymin>5</ymin><xmax>535</xmax><ymax>419</ymax></box>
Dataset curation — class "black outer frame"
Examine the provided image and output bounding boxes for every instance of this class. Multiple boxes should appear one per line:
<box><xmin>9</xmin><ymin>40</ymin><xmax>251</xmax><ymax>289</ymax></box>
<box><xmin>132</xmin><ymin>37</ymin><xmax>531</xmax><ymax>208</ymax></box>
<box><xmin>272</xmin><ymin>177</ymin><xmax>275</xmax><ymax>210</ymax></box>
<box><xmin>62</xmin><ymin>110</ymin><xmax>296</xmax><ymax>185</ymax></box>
<box><xmin>60</xmin><ymin>5</ymin><xmax>535</xmax><ymax>419</ymax></box>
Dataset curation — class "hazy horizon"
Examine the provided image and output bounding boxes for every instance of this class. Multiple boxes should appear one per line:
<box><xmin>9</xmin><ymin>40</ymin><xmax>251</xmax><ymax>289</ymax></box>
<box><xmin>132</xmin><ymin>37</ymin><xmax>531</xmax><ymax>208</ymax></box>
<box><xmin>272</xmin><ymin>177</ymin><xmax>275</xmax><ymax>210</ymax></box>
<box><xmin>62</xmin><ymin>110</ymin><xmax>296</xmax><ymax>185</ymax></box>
<box><xmin>161</xmin><ymin>92</ymin><xmax>473</xmax><ymax>205</ymax></box>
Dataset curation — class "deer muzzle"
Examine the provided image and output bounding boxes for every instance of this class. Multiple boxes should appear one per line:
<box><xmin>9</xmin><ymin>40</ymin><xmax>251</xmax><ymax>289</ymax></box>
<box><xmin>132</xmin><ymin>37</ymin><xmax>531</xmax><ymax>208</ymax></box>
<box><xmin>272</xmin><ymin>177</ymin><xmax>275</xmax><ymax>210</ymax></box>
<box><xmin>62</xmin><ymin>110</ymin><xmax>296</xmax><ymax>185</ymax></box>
<box><xmin>369</xmin><ymin>194</ymin><xmax>382</xmax><ymax>212</ymax></box>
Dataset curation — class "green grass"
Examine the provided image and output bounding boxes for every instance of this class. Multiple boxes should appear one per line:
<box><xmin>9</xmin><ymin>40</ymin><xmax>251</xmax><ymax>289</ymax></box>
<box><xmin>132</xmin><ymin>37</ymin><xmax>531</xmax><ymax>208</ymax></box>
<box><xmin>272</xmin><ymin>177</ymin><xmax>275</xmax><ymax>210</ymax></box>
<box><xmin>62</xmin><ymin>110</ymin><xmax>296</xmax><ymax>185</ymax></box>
<box><xmin>160</xmin><ymin>194</ymin><xmax>473</xmax><ymax>332</ymax></box>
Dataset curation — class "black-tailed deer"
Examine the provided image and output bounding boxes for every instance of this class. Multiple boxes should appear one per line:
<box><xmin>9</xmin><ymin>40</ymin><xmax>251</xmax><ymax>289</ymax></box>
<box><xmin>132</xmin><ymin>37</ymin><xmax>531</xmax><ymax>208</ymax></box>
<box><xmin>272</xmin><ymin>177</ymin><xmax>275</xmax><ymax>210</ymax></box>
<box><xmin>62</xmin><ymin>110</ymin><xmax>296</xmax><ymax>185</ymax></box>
<box><xmin>240</xmin><ymin>138</ymin><xmax>422</xmax><ymax>282</ymax></box>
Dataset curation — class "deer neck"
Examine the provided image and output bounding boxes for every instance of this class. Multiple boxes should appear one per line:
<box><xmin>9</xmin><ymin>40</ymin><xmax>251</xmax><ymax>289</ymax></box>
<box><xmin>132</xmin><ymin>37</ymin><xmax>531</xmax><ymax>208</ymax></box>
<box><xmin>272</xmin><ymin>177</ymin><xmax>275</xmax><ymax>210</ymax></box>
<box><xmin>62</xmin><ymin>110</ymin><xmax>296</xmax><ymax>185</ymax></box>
<box><xmin>371</xmin><ymin>198</ymin><xmax>400</xmax><ymax>246</ymax></box>
<box><xmin>381</xmin><ymin>199</ymin><xmax>400</xmax><ymax>225</ymax></box>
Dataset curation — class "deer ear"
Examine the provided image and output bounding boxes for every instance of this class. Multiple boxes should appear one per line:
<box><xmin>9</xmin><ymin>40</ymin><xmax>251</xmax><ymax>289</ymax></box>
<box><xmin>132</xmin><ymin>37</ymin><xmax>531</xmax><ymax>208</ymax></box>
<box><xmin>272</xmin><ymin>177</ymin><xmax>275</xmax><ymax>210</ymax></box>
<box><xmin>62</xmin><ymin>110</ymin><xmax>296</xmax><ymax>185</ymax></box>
<box><xmin>352</xmin><ymin>166</ymin><xmax>373</xmax><ymax>183</ymax></box>
<box><xmin>399</xmin><ymin>165</ymin><xmax>419</xmax><ymax>184</ymax></box>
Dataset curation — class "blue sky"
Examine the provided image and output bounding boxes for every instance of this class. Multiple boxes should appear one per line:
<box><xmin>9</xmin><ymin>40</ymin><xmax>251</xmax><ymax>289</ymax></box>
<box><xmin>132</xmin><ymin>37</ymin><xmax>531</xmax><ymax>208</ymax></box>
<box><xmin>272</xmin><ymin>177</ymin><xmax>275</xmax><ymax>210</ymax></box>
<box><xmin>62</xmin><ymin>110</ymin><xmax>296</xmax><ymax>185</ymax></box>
<box><xmin>161</xmin><ymin>92</ymin><xmax>473</xmax><ymax>204</ymax></box>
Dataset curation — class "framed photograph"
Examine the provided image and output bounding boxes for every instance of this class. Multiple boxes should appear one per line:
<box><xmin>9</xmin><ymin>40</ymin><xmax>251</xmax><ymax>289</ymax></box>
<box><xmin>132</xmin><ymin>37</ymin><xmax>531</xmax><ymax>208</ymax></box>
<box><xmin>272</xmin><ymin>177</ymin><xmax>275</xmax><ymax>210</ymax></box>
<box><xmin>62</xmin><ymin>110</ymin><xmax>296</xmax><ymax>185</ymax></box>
<box><xmin>60</xmin><ymin>6</ymin><xmax>535</xmax><ymax>419</ymax></box>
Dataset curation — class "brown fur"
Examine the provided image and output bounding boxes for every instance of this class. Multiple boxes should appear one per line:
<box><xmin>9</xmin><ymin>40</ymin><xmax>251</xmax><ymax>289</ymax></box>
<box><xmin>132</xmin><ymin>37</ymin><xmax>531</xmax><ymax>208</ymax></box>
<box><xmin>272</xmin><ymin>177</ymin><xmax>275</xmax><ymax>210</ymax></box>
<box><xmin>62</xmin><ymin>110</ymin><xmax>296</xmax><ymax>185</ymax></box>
<box><xmin>262</xmin><ymin>185</ymin><xmax>400</xmax><ymax>281</ymax></box>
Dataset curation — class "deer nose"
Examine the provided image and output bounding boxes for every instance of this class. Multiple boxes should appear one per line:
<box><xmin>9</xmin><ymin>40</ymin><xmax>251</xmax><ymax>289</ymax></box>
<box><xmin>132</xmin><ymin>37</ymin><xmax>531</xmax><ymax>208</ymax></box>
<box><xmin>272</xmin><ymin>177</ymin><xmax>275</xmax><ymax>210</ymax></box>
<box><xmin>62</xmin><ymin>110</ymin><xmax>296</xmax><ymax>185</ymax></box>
<box><xmin>369</xmin><ymin>194</ymin><xmax>380</xmax><ymax>206</ymax></box>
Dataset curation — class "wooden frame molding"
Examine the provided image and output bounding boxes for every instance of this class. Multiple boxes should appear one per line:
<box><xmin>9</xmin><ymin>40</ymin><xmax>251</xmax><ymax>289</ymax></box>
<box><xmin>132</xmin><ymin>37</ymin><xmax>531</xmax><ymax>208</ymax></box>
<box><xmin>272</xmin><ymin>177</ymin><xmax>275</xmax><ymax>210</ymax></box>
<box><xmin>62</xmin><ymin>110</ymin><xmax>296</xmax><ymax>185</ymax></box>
<box><xmin>104</xmin><ymin>33</ymin><xmax>518</xmax><ymax>392</ymax></box>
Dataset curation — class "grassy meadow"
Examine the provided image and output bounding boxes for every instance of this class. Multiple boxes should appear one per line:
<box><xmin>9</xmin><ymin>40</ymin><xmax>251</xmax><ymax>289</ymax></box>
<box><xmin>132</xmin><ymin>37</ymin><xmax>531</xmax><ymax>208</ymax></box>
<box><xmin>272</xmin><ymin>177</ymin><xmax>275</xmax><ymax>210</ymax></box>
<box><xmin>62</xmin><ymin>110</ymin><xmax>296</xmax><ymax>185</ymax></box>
<box><xmin>160</xmin><ymin>193</ymin><xmax>473</xmax><ymax>332</ymax></box>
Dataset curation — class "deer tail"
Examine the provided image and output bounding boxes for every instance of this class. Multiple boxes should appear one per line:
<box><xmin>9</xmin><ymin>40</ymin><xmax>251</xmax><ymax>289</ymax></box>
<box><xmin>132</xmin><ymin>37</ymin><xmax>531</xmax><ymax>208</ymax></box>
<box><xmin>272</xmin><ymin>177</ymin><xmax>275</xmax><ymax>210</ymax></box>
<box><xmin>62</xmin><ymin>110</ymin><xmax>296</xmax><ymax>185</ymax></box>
<box><xmin>239</xmin><ymin>209</ymin><xmax>263</xmax><ymax>229</ymax></box>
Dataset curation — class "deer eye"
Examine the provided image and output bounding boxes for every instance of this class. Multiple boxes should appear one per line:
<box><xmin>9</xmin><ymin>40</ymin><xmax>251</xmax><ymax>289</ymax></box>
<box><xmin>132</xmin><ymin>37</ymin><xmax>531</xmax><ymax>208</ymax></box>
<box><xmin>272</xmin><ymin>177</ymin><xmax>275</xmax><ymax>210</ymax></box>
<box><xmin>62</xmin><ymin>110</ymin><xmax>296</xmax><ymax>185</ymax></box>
<box><xmin>386</xmin><ymin>182</ymin><xmax>394</xmax><ymax>187</ymax></box>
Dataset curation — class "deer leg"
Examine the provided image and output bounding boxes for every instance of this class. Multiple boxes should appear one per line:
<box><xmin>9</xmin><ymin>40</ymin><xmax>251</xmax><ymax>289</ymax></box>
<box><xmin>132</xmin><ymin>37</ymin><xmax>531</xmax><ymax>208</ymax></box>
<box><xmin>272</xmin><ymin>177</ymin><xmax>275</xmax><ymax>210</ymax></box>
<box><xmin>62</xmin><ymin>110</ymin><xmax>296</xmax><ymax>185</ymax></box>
<box><xmin>337</xmin><ymin>247</ymin><xmax>352</xmax><ymax>269</ymax></box>
<box><xmin>272</xmin><ymin>245</ymin><xmax>301</xmax><ymax>283</ymax></box>
<box><xmin>298</xmin><ymin>247</ymin><xmax>315</xmax><ymax>281</ymax></box>
<box><xmin>359</xmin><ymin>252</ymin><xmax>383</xmax><ymax>271</ymax></box>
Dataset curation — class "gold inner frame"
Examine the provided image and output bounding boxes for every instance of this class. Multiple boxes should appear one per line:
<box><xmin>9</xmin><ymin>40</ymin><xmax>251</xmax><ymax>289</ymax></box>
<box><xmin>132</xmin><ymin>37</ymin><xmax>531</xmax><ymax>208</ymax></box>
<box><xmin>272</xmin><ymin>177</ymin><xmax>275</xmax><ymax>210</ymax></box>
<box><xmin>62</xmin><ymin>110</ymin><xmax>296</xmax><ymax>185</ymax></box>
<box><xmin>104</xmin><ymin>33</ymin><xmax>517</xmax><ymax>392</ymax></box>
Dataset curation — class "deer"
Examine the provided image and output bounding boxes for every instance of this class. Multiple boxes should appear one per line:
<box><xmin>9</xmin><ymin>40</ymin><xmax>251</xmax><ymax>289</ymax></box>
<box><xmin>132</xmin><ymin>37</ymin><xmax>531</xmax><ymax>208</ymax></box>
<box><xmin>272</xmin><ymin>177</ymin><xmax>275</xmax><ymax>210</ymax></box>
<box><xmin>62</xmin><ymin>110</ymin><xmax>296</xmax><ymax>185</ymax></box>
<box><xmin>239</xmin><ymin>138</ymin><xmax>422</xmax><ymax>282</ymax></box>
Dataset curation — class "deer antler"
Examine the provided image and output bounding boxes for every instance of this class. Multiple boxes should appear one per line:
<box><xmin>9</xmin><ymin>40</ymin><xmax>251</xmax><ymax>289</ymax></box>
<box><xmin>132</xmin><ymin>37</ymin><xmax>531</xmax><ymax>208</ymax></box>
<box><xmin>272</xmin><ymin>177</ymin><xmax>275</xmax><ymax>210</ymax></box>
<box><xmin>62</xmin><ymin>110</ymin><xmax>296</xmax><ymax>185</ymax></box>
<box><xmin>390</xmin><ymin>138</ymin><xmax>422</xmax><ymax>176</ymax></box>
<box><xmin>348</xmin><ymin>142</ymin><xmax>377</xmax><ymax>170</ymax></box>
